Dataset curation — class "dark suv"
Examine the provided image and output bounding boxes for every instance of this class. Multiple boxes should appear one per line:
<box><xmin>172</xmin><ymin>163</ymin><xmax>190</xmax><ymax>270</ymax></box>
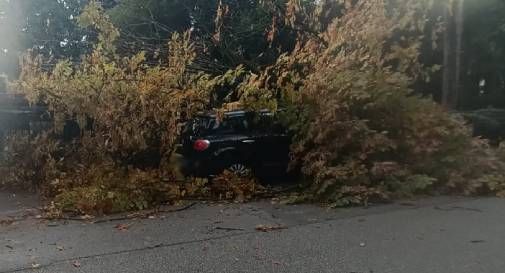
<box><xmin>177</xmin><ymin>110</ymin><xmax>291</xmax><ymax>178</ymax></box>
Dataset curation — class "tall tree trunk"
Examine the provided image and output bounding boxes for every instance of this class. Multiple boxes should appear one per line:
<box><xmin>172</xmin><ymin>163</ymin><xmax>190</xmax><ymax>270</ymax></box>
<box><xmin>442</xmin><ymin>0</ymin><xmax>465</xmax><ymax>109</ymax></box>
<box><xmin>453</xmin><ymin>0</ymin><xmax>465</xmax><ymax>108</ymax></box>
<box><xmin>442</xmin><ymin>0</ymin><xmax>453</xmax><ymax>108</ymax></box>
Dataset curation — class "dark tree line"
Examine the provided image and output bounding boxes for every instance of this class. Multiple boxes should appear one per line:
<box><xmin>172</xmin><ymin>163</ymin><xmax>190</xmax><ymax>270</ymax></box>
<box><xmin>1</xmin><ymin>0</ymin><xmax>505</xmax><ymax>110</ymax></box>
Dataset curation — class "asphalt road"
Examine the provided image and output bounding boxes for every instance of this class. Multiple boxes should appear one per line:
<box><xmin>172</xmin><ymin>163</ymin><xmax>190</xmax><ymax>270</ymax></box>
<box><xmin>1</xmin><ymin>194</ymin><xmax>504</xmax><ymax>273</ymax></box>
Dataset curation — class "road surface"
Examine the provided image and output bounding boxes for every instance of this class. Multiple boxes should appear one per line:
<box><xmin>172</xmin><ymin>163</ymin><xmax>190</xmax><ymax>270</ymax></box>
<box><xmin>1</xmin><ymin>193</ymin><xmax>504</xmax><ymax>273</ymax></box>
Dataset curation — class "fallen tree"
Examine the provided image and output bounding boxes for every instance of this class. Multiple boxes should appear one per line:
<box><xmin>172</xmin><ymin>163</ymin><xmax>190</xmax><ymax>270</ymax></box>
<box><xmin>235</xmin><ymin>0</ymin><xmax>505</xmax><ymax>205</ymax></box>
<box><xmin>2</xmin><ymin>0</ymin><xmax>505</xmax><ymax>214</ymax></box>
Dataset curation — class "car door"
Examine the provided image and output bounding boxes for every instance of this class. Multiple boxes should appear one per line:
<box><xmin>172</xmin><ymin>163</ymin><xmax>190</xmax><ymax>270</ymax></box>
<box><xmin>209</xmin><ymin>115</ymin><xmax>255</xmax><ymax>162</ymax></box>
<box><xmin>249</xmin><ymin>113</ymin><xmax>291</xmax><ymax>171</ymax></box>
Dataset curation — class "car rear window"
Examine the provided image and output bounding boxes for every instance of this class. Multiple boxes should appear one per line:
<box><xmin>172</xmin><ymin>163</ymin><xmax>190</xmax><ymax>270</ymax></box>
<box><xmin>207</xmin><ymin>117</ymin><xmax>249</xmax><ymax>134</ymax></box>
<box><xmin>183</xmin><ymin>117</ymin><xmax>212</xmax><ymax>136</ymax></box>
<box><xmin>185</xmin><ymin>112</ymin><xmax>285</xmax><ymax>136</ymax></box>
<box><xmin>183</xmin><ymin>116</ymin><xmax>249</xmax><ymax>136</ymax></box>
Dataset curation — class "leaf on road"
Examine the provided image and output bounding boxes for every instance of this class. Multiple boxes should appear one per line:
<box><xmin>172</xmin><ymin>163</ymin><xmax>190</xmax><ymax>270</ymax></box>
<box><xmin>81</xmin><ymin>215</ymin><xmax>94</xmax><ymax>220</ymax></box>
<box><xmin>0</xmin><ymin>219</ymin><xmax>14</xmax><ymax>226</ymax></box>
<box><xmin>255</xmin><ymin>224</ymin><xmax>287</xmax><ymax>232</ymax></box>
<box><xmin>115</xmin><ymin>223</ymin><xmax>131</xmax><ymax>232</ymax></box>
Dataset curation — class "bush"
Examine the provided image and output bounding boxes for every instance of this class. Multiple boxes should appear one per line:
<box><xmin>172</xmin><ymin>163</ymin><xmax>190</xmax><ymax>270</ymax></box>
<box><xmin>209</xmin><ymin>171</ymin><xmax>264</xmax><ymax>202</ymax></box>
<box><xmin>0</xmin><ymin>2</ymin><xmax>273</xmax><ymax>216</ymax></box>
<box><xmin>3</xmin><ymin>3</ymin><xmax>203</xmax><ymax>214</ymax></box>
<box><xmin>0</xmin><ymin>132</ymin><xmax>61</xmax><ymax>191</ymax></box>
<box><xmin>237</xmin><ymin>0</ymin><xmax>505</xmax><ymax>205</ymax></box>
<box><xmin>0</xmin><ymin>130</ymin><xmax>264</xmax><ymax>215</ymax></box>
<box><xmin>53</xmin><ymin>164</ymin><xmax>182</xmax><ymax>215</ymax></box>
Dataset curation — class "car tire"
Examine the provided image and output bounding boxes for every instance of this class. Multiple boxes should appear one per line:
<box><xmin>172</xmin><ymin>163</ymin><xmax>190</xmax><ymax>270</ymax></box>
<box><xmin>218</xmin><ymin>153</ymin><xmax>252</xmax><ymax>177</ymax></box>
<box><xmin>227</xmin><ymin>163</ymin><xmax>252</xmax><ymax>177</ymax></box>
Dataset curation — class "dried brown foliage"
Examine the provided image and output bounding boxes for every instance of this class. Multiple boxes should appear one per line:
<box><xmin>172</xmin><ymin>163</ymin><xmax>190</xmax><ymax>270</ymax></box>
<box><xmin>0</xmin><ymin>2</ymin><xmax>263</xmax><ymax>214</ymax></box>
<box><xmin>238</xmin><ymin>0</ymin><xmax>505</xmax><ymax>205</ymax></box>
<box><xmin>3</xmin><ymin>0</ymin><xmax>505</xmax><ymax>212</ymax></box>
<box><xmin>209</xmin><ymin>171</ymin><xmax>264</xmax><ymax>202</ymax></box>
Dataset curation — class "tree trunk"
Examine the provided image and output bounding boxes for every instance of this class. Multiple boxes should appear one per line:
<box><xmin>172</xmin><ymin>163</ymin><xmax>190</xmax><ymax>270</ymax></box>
<box><xmin>453</xmin><ymin>0</ymin><xmax>465</xmax><ymax>108</ymax></box>
<box><xmin>442</xmin><ymin>1</ymin><xmax>453</xmax><ymax>108</ymax></box>
<box><xmin>442</xmin><ymin>0</ymin><xmax>465</xmax><ymax>109</ymax></box>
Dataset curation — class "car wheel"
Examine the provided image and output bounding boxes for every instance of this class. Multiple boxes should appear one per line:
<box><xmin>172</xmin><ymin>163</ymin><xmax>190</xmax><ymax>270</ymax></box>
<box><xmin>227</xmin><ymin>163</ymin><xmax>252</xmax><ymax>177</ymax></box>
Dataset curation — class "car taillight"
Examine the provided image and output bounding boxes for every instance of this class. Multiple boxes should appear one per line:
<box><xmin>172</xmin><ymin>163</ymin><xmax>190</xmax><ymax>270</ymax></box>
<box><xmin>193</xmin><ymin>139</ymin><xmax>210</xmax><ymax>152</ymax></box>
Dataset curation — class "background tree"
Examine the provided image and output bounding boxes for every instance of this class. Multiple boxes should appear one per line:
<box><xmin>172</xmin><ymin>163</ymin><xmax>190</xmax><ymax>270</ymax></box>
<box><xmin>459</xmin><ymin>0</ymin><xmax>505</xmax><ymax>109</ymax></box>
<box><xmin>107</xmin><ymin>0</ymin><xmax>192</xmax><ymax>58</ymax></box>
<box><xmin>107</xmin><ymin>0</ymin><xmax>308</xmax><ymax>73</ymax></box>
<box><xmin>2</xmin><ymin>0</ymin><xmax>505</xmax><ymax>111</ymax></box>
<box><xmin>0</xmin><ymin>74</ymin><xmax>6</xmax><ymax>93</ymax></box>
<box><xmin>442</xmin><ymin>0</ymin><xmax>465</xmax><ymax>109</ymax></box>
<box><xmin>0</xmin><ymin>0</ymin><xmax>90</xmax><ymax>78</ymax></box>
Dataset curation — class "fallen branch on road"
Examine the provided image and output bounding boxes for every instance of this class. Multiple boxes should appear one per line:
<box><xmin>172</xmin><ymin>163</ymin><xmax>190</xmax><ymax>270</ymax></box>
<box><xmin>41</xmin><ymin>202</ymin><xmax>198</xmax><ymax>224</ymax></box>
